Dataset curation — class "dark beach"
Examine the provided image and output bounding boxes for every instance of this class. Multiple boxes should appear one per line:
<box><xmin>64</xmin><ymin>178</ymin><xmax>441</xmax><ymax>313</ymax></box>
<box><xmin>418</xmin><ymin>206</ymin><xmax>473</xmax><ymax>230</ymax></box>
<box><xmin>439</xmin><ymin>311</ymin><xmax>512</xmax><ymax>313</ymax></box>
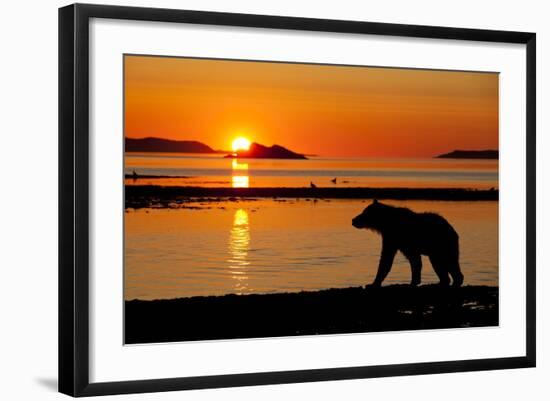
<box><xmin>125</xmin><ymin>185</ymin><xmax>498</xmax><ymax>209</ymax></box>
<box><xmin>125</xmin><ymin>284</ymin><xmax>498</xmax><ymax>344</ymax></box>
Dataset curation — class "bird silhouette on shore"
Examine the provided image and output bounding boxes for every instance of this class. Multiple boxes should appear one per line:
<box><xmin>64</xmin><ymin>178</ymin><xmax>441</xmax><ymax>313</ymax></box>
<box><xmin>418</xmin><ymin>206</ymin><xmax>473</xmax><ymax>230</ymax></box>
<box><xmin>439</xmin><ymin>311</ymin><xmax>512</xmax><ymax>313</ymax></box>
<box><xmin>331</xmin><ymin>177</ymin><xmax>337</xmax><ymax>184</ymax></box>
<box><xmin>310</xmin><ymin>181</ymin><xmax>317</xmax><ymax>188</ymax></box>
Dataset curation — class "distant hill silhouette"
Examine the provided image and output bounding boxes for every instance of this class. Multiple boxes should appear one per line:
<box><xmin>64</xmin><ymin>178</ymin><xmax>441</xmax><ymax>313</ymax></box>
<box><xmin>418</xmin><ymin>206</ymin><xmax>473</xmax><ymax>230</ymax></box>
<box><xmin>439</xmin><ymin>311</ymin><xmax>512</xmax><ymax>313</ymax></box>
<box><xmin>436</xmin><ymin>150</ymin><xmax>498</xmax><ymax>160</ymax></box>
<box><xmin>225</xmin><ymin>142</ymin><xmax>307</xmax><ymax>159</ymax></box>
<box><xmin>125</xmin><ymin>137</ymin><xmax>219</xmax><ymax>153</ymax></box>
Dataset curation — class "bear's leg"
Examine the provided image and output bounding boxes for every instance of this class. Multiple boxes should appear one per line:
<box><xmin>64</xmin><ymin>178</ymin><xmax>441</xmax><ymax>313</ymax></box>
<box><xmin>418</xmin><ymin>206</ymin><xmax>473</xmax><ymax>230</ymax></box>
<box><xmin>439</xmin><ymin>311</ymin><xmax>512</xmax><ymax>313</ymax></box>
<box><xmin>428</xmin><ymin>255</ymin><xmax>450</xmax><ymax>286</ymax></box>
<box><xmin>405</xmin><ymin>252</ymin><xmax>422</xmax><ymax>286</ymax></box>
<box><xmin>445</xmin><ymin>237</ymin><xmax>463</xmax><ymax>287</ymax></box>
<box><xmin>372</xmin><ymin>241</ymin><xmax>397</xmax><ymax>287</ymax></box>
<box><xmin>449</xmin><ymin>262</ymin><xmax>464</xmax><ymax>287</ymax></box>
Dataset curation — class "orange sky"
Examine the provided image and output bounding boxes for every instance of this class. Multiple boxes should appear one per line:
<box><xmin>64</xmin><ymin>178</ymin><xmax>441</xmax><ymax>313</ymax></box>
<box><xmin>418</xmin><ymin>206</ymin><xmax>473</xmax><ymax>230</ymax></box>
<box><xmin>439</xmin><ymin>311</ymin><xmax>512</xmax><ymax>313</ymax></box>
<box><xmin>124</xmin><ymin>55</ymin><xmax>498</xmax><ymax>158</ymax></box>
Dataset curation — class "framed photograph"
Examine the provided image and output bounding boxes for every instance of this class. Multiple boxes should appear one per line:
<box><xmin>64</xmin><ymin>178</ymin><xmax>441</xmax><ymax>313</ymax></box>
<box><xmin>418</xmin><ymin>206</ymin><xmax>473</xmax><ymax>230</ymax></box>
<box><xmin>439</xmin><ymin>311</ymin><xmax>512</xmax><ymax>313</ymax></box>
<box><xmin>59</xmin><ymin>3</ymin><xmax>536</xmax><ymax>397</ymax></box>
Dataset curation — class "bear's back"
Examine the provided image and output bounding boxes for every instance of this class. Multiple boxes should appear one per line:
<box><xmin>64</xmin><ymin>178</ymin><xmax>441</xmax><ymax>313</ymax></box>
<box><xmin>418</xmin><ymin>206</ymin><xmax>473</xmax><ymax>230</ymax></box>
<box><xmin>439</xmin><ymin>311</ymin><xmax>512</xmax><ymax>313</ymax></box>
<box><xmin>417</xmin><ymin>212</ymin><xmax>457</xmax><ymax>236</ymax></box>
<box><xmin>408</xmin><ymin>212</ymin><xmax>458</xmax><ymax>252</ymax></box>
<box><xmin>385</xmin><ymin>209</ymin><xmax>457</xmax><ymax>246</ymax></box>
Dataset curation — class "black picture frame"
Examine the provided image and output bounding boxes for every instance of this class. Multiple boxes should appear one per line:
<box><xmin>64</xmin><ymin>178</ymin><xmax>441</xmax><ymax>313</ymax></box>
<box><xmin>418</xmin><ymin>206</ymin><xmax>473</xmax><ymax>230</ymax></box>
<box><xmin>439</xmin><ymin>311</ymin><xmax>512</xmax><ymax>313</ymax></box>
<box><xmin>59</xmin><ymin>3</ymin><xmax>536</xmax><ymax>397</ymax></box>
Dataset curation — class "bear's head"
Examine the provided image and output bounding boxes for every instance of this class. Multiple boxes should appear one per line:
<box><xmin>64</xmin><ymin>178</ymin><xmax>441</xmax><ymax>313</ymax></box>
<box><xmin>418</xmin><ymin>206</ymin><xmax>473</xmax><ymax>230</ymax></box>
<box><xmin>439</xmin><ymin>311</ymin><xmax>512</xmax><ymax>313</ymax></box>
<box><xmin>352</xmin><ymin>199</ymin><xmax>386</xmax><ymax>230</ymax></box>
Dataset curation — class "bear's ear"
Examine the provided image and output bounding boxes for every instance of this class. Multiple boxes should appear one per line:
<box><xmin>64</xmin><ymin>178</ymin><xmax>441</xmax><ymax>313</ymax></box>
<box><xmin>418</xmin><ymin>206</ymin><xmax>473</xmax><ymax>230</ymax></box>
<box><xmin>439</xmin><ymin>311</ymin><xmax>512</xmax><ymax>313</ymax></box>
<box><xmin>373</xmin><ymin>199</ymin><xmax>378</xmax><ymax>204</ymax></box>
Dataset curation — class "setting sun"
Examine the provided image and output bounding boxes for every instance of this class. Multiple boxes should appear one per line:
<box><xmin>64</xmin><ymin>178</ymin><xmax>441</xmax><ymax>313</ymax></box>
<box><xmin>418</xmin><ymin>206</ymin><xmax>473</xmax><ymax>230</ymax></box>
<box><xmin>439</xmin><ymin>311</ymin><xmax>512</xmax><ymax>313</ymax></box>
<box><xmin>232</xmin><ymin>137</ymin><xmax>251</xmax><ymax>152</ymax></box>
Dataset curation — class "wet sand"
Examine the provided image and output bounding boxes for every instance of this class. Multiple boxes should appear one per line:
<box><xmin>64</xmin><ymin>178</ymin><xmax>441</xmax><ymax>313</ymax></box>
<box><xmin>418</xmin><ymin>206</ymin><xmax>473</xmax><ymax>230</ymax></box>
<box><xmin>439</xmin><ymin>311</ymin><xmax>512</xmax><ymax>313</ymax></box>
<box><xmin>125</xmin><ymin>284</ymin><xmax>498</xmax><ymax>344</ymax></box>
<box><xmin>125</xmin><ymin>186</ymin><xmax>498</xmax><ymax>209</ymax></box>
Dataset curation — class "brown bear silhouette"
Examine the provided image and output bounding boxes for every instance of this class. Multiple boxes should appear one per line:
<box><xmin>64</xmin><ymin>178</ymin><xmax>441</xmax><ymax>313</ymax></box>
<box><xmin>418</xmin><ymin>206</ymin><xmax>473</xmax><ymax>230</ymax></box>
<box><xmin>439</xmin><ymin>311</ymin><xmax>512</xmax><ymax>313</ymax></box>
<box><xmin>352</xmin><ymin>200</ymin><xmax>464</xmax><ymax>287</ymax></box>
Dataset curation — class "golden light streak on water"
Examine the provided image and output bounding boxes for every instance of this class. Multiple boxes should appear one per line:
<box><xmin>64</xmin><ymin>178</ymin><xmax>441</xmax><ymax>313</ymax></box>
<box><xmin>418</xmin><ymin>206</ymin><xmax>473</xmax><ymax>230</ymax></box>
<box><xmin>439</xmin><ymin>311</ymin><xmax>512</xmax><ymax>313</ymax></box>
<box><xmin>231</xmin><ymin>175</ymin><xmax>249</xmax><ymax>188</ymax></box>
<box><xmin>228</xmin><ymin>209</ymin><xmax>250</xmax><ymax>294</ymax></box>
<box><xmin>231</xmin><ymin>159</ymin><xmax>249</xmax><ymax>188</ymax></box>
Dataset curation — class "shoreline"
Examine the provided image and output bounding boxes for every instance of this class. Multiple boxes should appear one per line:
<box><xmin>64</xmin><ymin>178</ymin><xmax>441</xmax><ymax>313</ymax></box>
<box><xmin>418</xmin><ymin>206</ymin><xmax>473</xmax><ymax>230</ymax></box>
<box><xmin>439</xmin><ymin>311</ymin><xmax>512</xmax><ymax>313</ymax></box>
<box><xmin>125</xmin><ymin>186</ymin><xmax>498</xmax><ymax>208</ymax></box>
<box><xmin>125</xmin><ymin>284</ymin><xmax>498</xmax><ymax>344</ymax></box>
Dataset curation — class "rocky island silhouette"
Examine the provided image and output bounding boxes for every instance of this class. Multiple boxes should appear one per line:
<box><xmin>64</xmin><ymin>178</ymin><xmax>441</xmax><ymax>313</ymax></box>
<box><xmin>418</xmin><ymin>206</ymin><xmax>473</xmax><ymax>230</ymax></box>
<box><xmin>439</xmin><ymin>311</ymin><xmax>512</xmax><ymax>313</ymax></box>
<box><xmin>224</xmin><ymin>142</ymin><xmax>307</xmax><ymax>159</ymax></box>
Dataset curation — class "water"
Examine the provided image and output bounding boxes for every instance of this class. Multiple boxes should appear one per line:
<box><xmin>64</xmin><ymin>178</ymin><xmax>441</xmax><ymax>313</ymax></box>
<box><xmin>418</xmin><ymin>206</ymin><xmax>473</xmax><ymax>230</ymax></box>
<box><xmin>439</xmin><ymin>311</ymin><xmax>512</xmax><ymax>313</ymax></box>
<box><xmin>125</xmin><ymin>153</ymin><xmax>498</xmax><ymax>189</ymax></box>
<box><xmin>124</xmin><ymin>199</ymin><xmax>498</xmax><ymax>300</ymax></box>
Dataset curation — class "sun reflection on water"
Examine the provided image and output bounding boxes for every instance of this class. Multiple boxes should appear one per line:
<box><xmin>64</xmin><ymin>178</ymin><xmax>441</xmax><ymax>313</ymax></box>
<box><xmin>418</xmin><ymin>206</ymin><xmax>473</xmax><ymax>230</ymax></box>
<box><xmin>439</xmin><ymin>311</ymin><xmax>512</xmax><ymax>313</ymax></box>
<box><xmin>232</xmin><ymin>175</ymin><xmax>249</xmax><ymax>188</ymax></box>
<box><xmin>228</xmin><ymin>209</ymin><xmax>250</xmax><ymax>294</ymax></box>
<box><xmin>231</xmin><ymin>159</ymin><xmax>249</xmax><ymax>188</ymax></box>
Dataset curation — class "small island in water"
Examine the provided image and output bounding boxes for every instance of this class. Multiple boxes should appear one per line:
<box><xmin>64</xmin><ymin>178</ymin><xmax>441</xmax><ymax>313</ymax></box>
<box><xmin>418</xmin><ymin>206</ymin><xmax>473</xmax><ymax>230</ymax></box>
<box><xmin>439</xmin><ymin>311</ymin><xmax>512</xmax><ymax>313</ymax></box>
<box><xmin>436</xmin><ymin>149</ymin><xmax>498</xmax><ymax>159</ymax></box>
<box><xmin>225</xmin><ymin>142</ymin><xmax>307</xmax><ymax>159</ymax></box>
<box><xmin>125</xmin><ymin>137</ymin><xmax>222</xmax><ymax>153</ymax></box>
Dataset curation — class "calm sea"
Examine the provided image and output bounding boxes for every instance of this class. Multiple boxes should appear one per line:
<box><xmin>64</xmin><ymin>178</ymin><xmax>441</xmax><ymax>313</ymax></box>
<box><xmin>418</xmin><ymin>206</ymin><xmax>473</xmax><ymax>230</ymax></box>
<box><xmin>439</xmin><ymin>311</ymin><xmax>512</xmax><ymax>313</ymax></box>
<box><xmin>124</xmin><ymin>152</ymin><xmax>498</xmax><ymax>189</ymax></box>
<box><xmin>125</xmin><ymin>199</ymin><xmax>498</xmax><ymax>300</ymax></box>
<box><xmin>124</xmin><ymin>153</ymin><xmax>498</xmax><ymax>300</ymax></box>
